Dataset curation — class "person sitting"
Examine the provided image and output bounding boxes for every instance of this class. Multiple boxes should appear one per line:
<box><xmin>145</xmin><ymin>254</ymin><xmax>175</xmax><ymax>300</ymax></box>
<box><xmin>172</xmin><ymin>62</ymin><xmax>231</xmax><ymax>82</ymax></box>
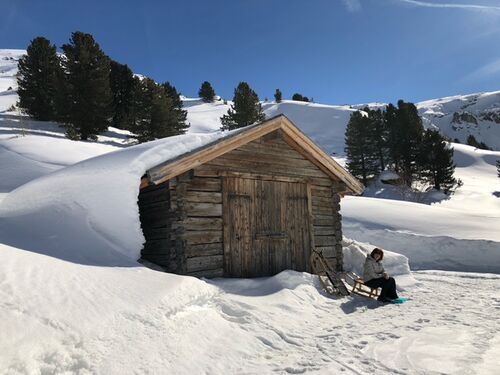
<box><xmin>363</xmin><ymin>248</ymin><xmax>399</xmax><ymax>303</ymax></box>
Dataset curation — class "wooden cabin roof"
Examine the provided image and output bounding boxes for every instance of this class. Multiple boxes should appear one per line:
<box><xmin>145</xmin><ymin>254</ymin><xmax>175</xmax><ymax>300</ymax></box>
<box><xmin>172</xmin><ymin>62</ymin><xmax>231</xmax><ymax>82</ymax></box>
<box><xmin>142</xmin><ymin>115</ymin><xmax>364</xmax><ymax>194</ymax></box>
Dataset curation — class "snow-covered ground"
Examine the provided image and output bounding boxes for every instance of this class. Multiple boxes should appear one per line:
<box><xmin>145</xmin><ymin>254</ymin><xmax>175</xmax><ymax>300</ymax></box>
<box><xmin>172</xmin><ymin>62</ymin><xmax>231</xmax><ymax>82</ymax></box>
<box><xmin>1</xmin><ymin>49</ymin><xmax>500</xmax><ymax>374</ymax></box>
<box><xmin>1</xmin><ymin>239</ymin><xmax>499</xmax><ymax>374</ymax></box>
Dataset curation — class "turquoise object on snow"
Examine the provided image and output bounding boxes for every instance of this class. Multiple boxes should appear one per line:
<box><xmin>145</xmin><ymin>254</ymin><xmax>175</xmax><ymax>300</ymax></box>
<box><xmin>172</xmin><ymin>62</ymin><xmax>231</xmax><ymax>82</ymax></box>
<box><xmin>390</xmin><ymin>297</ymin><xmax>408</xmax><ymax>304</ymax></box>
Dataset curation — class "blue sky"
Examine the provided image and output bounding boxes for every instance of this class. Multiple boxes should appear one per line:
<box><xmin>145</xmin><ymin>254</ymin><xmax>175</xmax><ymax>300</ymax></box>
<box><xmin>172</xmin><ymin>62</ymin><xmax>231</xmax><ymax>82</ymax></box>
<box><xmin>2</xmin><ymin>0</ymin><xmax>500</xmax><ymax>104</ymax></box>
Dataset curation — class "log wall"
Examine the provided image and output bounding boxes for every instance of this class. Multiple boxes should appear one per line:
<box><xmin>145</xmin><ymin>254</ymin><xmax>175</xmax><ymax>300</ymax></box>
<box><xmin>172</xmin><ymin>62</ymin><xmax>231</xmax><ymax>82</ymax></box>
<box><xmin>138</xmin><ymin>180</ymin><xmax>176</xmax><ymax>270</ymax></box>
<box><xmin>138</xmin><ymin>130</ymin><xmax>346</xmax><ymax>277</ymax></box>
<box><xmin>170</xmin><ymin>172</ymin><xmax>224</xmax><ymax>277</ymax></box>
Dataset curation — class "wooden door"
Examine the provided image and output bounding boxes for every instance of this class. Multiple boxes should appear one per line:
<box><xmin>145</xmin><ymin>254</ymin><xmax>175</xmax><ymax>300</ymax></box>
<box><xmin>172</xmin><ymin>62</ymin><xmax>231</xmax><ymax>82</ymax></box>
<box><xmin>223</xmin><ymin>177</ymin><xmax>311</xmax><ymax>277</ymax></box>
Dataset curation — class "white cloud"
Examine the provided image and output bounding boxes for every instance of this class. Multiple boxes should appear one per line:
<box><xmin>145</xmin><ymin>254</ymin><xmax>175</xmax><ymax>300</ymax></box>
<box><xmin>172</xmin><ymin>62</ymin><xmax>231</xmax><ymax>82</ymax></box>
<box><xmin>464</xmin><ymin>58</ymin><xmax>500</xmax><ymax>82</ymax></box>
<box><xmin>396</xmin><ymin>0</ymin><xmax>500</xmax><ymax>12</ymax></box>
<box><xmin>342</xmin><ymin>0</ymin><xmax>362</xmax><ymax>12</ymax></box>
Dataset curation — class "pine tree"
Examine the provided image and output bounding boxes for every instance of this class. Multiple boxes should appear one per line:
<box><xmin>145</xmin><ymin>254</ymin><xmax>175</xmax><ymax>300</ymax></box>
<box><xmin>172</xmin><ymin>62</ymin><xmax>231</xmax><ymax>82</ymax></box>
<box><xmin>109</xmin><ymin>60</ymin><xmax>137</xmax><ymax>130</ymax></box>
<box><xmin>132</xmin><ymin>79</ymin><xmax>172</xmax><ymax>142</ymax></box>
<box><xmin>132</xmin><ymin>79</ymin><xmax>188</xmax><ymax>142</ymax></box>
<box><xmin>385</xmin><ymin>100</ymin><xmax>424</xmax><ymax>186</ymax></box>
<box><xmin>418</xmin><ymin>129</ymin><xmax>457</xmax><ymax>192</ymax></box>
<box><xmin>220</xmin><ymin>82</ymin><xmax>265</xmax><ymax>130</ymax></box>
<box><xmin>61</xmin><ymin>32</ymin><xmax>112</xmax><ymax>140</ymax></box>
<box><xmin>161</xmin><ymin>81</ymin><xmax>189</xmax><ymax>135</ymax></box>
<box><xmin>292</xmin><ymin>93</ymin><xmax>309</xmax><ymax>102</ymax></box>
<box><xmin>198</xmin><ymin>81</ymin><xmax>216</xmax><ymax>102</ymax></box>
<box><xmin>52</xmin><ymin>56</ymin><xmax>71</xmax><ymax>124</ymax></box>
<box><xmin>132</xmin><ymin>78</ymin><xmax>155</xmax><ymax>143</ymax></box>
<box><xmin>466</xmin><ymin>134</ymin><xmax>480</xmax><ymax>148</ymax></box>
<box><xmin>17</xmin><ymin>37</ymin><xmax>60</xmax><ymax>121</ymax></box>
<box><xmin>122</xmin><ymin>76</ymin><xmax>146</xmax><ymax>133</ymax></box>
<box><xmin>364</xmin><ymin>107</ymin><xmax>389</xmax><ymax>171</ymax></box>
<box><xmin>466</xmin><ymin>134</ymin><xmax>489</xmax><ymax>150</ymax></box>
<box><xmin>345</xmin><ymin>111</ymin><xmax>380</xmax><ymax>185</ymax></box>
<box><xmin>274</xmin><ymin>89</ymin><xmax>282</xmax><ymax>103</ymax></box>
<box><xmin>384</xmin><ymin>103</ymin><xmax>398</xmax><ymax>169</ymax></box>
<box><xmin>162</xmin><ymin>82</ymin><xmax>182</xmax><ymax>108</ymax></box>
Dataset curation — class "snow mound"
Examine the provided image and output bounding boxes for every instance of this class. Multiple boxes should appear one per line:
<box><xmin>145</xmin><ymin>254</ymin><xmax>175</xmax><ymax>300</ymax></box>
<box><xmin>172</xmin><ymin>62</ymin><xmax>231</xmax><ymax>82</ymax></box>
<box><xmin>342</xmin><ymin>209</ymin><xmax>500</xmax><ymax>274</ymax></box>
<box><xmin>342</xmin><ymin>237</ymin><xmax>416</xmax><ymax>290</ymax></box>
<box><xmin>0</xmin><ymin>131</ymin><xmax>230</xmax><ymax>265</ymax></box>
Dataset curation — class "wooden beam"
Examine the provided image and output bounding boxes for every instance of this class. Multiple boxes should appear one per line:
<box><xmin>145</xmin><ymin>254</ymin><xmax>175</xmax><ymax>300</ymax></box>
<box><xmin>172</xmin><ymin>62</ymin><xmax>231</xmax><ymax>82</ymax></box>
<box><xmin>184</xmin><ymin>202</ymin><xmax>222</xmax><ymax>217</ymax></box>
<box><xmin>182</xmin><ymin>231</ymin><xmax>223</xmax><ymax>245</ymax></box>
<box><xmin>185</xmin><ymin>243</ymin><xmax>223</xmax><ymax>258</ymax></box>
<box><xmin>218</xmin><ymin>171</ymin><xmax>307</xmax><ymax>184</ymax></box>
<box><xmin>186</xmin><ymin>255</ymin><xmax>223</xmax><ymax>273</ymax></box>
<box><xmin>222</xmin><ymin>177</ymin><xmax>231</xmax><ymax>276</ymax></box>
<box><xmin>173</xmin><ymin>217</ymin><xmax>222</xmax><ymax>231</ymax></box>
<box><xmin>184</xmin><ymin>191</ymin><xmax>222</xmax><ymax>204</ymax></box>
<box><xmin>140</xmin><ymin>177</ymin><xmax>150</xmax><ymax>190</ymax></box>
<box><xmin>306</xmin><ymin>183</ymin><xmax>316</xmax><ymax>273</ymax></box>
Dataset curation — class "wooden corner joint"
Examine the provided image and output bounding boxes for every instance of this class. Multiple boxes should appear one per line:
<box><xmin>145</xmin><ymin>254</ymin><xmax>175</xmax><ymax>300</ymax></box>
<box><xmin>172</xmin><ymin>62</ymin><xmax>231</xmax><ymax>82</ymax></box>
<box><xmin>140</xmin><ymin>176</ymin><xmax>151</xmax><ymax>190</ymax></box>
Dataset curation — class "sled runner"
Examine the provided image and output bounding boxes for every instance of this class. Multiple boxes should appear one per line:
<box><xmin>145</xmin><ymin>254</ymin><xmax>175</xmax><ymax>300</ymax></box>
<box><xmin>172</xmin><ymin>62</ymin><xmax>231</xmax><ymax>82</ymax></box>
<box><xmin>342</xmin><ymin>271</ymin><xmax>381</xmax><ymax>299</ymax></box>
<box><xmin>310</xmin><ymin>250</ymin><xmax>350</xmax><ymax>297</ymax></box>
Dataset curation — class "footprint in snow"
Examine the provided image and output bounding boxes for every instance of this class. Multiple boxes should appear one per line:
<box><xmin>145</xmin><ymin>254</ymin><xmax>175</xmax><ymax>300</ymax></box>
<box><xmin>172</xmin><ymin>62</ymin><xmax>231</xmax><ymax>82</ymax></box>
<box><xmin>415</xmin><ymin>318</ymin><xmax>430</xmax><ymax>323</ymax></box>
<box><xmin>354</xmin><ymin>340</ymin><xmax>368</xmax><ymax>349</ymax></box>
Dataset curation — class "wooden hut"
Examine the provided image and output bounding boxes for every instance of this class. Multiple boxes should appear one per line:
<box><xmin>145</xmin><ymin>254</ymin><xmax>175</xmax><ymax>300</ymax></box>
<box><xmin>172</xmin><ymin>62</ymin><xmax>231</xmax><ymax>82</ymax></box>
<box><xmin>138</xmin><ymin>115</ymin><xmax>363</xmax><ymax>278</ymax></box>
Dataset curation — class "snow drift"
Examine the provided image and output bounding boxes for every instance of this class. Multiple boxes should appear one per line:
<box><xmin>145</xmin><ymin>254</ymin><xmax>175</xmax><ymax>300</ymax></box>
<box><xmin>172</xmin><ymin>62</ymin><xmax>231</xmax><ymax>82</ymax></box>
<box><xmin>342</xmin><ymin>238</ymin><xmax>416</xmax><ymax>290</ymax></box>
<box><xmin>0</xmin><ymin>131</ymin><xmax>230</xmax><ymax>265</ymax></box>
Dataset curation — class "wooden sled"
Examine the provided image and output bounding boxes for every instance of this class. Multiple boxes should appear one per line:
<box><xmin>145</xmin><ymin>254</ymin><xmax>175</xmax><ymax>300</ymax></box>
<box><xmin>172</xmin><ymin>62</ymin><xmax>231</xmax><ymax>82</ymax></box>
<box><xmin>310</xmin><ymin>250</ymin><xmax>350</xmax><ymax>297</ymax></box>
<box><xmin>342</xmin><ymin>271</ymin><xmax>380</xmax><ymax>299</ymax></box>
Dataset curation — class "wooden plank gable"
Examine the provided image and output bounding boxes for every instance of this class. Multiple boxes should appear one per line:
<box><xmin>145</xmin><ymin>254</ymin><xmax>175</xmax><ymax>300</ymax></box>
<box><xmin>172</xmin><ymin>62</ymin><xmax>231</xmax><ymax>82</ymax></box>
<box><xmin>145</xmin><ymin>115</ymin><xmax>364</xmax><ymax>195</ymax></box>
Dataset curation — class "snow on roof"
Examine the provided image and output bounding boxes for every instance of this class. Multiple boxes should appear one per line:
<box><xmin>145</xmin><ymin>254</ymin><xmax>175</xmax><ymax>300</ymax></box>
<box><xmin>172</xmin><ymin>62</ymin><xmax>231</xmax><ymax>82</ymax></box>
<box><xmin>0</xmin><ymin>130</ymin><xmax>232</xmax><ymax>265</ymax></box>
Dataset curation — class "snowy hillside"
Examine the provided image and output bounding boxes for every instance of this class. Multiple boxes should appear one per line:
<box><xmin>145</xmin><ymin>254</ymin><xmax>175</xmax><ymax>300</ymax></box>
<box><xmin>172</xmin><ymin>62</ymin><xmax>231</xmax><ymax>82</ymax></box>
<box><xmin>418</xmin><ymin>91</ymin><xmax>500</xmax><ymax>151</ymax></box>
<box><xmin>0</xmin><ymin>49</ymin><xmax>22</xmax><ymax>112</ymax></box>
<box><xmin>1</xmin><ymin>49</ymin><xmax>500</xmax><ymax>374</ymax></box>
